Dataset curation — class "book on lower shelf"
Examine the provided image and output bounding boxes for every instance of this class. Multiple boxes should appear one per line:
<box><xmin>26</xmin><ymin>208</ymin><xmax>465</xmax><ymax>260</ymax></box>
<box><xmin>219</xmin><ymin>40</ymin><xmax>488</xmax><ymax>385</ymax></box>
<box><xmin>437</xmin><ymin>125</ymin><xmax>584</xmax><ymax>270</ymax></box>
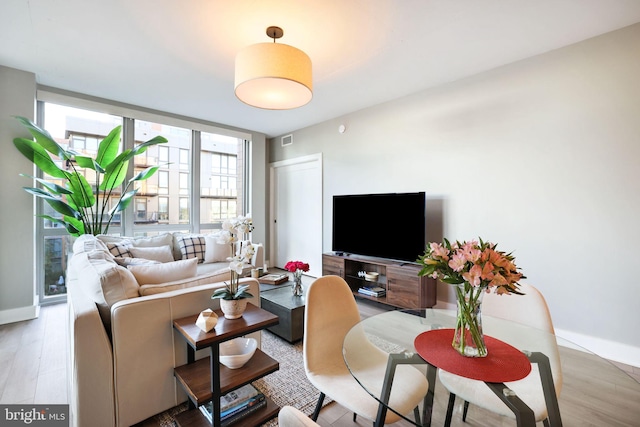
<box><xmin>199</xmin><ymin>385</ymin><xmax>267</xmax><ymax>425</ymax></box>
<box><xmin>357</xmin><ymin>286</ymin><xmax>386</xmax><ymax>297</ymax></box>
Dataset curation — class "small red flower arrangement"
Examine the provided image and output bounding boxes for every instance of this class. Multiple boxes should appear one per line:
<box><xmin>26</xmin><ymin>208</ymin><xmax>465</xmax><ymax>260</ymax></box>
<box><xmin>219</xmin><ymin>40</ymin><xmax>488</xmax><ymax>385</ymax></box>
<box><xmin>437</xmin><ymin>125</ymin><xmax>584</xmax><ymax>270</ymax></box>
<box><xmin>284</xmin><ymin>261</ymin><xmax>310</xmax><ymax>273</ymax></box>
<box><xmin>285</xmin><ymin>261</ymin><xmax>309</xmax><ymax>296</ymax></box>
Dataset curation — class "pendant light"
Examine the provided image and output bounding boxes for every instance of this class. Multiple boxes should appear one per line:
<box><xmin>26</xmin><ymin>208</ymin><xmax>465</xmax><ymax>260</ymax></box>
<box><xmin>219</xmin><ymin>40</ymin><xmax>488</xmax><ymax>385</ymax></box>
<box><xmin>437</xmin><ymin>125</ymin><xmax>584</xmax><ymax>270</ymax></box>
<box><xmin>235</xmin><ymin>26</ymin><xmax>313</xmax><ymax>110</ymax></box>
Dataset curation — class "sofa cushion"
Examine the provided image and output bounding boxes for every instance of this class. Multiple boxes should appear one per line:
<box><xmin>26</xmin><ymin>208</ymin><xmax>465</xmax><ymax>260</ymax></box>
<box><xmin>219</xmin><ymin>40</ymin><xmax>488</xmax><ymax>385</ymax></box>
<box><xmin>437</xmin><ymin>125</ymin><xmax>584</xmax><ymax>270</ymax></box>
<box><xmin>129</xmin><ymin>245</ymin><xmax>174</xmax><ymax>263</ymax></box>
<box><xmin>73</xmin><ymin>234</ymin><xmax>109</xmax><ymax>254</ymax></box>
<box><xmin>204</xmin><ymin>234</ymin><xmax>232</xmax><ymax>263</ymax></box>
<box><xmin>98</xmin><ymin>233</ymin><xmax>175</xmax><ymax>256</ymax></box>
<box><xmin>113</xmin><ymin>257</ymin><xmax>160</xmax><ymax>267</ymax></box>
<box><xmin>138</xmin><ymin>268</ymin><xmax>231</xmax><ymax>296</ymax></box>
<box><xmin>72</xmin><ymin>249</ymin><xmax>139</xmax><ymax>332</ymax></box>
<box><xmin>176</xmin><ymin>235</ymin><xmax>206</xmax><ymax>263</ymax></box>
<box><xmin>128</xmin><ymin>258</ymin><xmax>198</xmax><ymax>286</ymax></box>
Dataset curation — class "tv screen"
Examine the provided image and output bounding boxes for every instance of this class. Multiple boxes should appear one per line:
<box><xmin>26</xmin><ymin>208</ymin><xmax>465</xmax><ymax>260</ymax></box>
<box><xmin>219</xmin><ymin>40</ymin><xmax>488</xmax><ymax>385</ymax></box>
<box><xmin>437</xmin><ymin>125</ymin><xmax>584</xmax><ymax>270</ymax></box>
<box><xmin>332</xmin><ymin>192</ymin><xmax>426</xmax><ymax>263</ymax></box>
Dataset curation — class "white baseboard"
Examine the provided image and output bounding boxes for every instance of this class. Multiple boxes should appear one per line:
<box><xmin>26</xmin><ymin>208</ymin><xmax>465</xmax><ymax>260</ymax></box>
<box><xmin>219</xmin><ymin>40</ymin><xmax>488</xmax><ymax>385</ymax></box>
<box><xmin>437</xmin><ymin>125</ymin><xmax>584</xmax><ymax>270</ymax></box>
<box><xmin>555</xmin><ymin>328</ymin><xmax>640</xmax><ymax>368</ymax></box>
<box><xmin>0</xmin><ymin>303</ymin><xmax>39</xmax><ymax>325</ymax></box>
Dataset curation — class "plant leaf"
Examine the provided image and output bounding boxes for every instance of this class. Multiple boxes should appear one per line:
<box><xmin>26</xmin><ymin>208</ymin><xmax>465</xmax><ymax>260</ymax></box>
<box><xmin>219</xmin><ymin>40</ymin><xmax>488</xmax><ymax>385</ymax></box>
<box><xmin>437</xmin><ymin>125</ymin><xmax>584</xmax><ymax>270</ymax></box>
<box><xmin>13</xmin><ymin>137</ymin><xmax>67</xmax><ymax>178</ymax></box>
<box><xmin>101</xmin><ymin>150</ymin><xmax>130</xmax><ymax>190</ymax></box>
<box><xmin>20</xmin><ymin>174</ymin><xmax>72</xmax><ymax>195</ymax></box>
<box><xmin>63</xmin><ymin>215</ymin><xmax>85</xmax><ymax>235</ymax></box>
<box><xmin>23</xmin><ymin>188</ymin><xmax>80</xmax><ymax>219</ymax></box>
<box><xmin>75</xmin><ymin>156</ymin><xmax>97</xmax><ymax>170</ymax></box>
<box><xmin>131</xmin><ymin>135</ymin><xmax>168</xmax><ymax>156</ymax></box>
<box><xmin>110</xmin><ymin>189</ymin><xmax>138</xmax><ymax>214</ymax></box>
<box><xmin>66</xmin><ymin>172</ymin><xmax>95</xmax><ymax>208</ymax></box>
<box><xmin>96</xmin><ymin>125</ymin><xmax>122</xmax><ymax>168</ymax></box>
<box><xmin>13</xmin><ymin>116</ymin><xmax>69</xmax><ymax>159</ymax></box>
<box><xmin>130</xmin><ymin>165</ymin><xmax>159</xmax><ymax>182</ymax></box>
<box><xmin>38</xmin><ymin>215</ymin><xmax>83</xmax><ymax>235</ymax></box>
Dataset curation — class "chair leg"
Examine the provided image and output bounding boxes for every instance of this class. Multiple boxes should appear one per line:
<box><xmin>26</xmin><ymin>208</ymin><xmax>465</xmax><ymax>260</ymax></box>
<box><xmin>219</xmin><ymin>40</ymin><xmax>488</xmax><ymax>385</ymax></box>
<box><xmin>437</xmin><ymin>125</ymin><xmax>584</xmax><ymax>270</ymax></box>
<box><xmin>462</xmin><ymin>400</ymin><xmax>470</xmax><ymax>421</ymax></box>
<box><xmin>311</xmin><ymin>392</ymin><xmax>325</xmax><ymax>421</ymax></box>
<box><xmin>413</xmin><ymin>406</ymin><xmax>421</xmax><ymax>425</ymax></box>
<box><xmin>444</xmin><ymin>393</ymin><xmax>456</xmax><ymax>427</ymax></box>
<box><xmin>543</xmin><ymin>419</ymin><xmax>550</xmax><ymax>427</ymax></box>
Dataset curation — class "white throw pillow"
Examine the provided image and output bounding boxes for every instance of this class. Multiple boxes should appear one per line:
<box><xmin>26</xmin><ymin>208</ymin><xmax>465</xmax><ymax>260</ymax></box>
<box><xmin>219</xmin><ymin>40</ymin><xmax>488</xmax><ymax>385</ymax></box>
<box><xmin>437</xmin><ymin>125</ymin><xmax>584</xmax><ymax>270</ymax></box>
<box><xmin>73</xmin><ymin>234</ymin><xmax>109</xmax><ymax>254</ymax></box>
<box><xmin>76</xmin><ymin>250</ymin><xmax>139</xmax><ymax>332</ymax></box>
<box><xmin>97</xmin><ymin>233</ymin><xmax>174</xmax><ymax>253</ymax></box>
<box><xmin>128</xmin><ymin>257</ymin><xmax>198</xmax><ymax>285</ymax></box>
<box><xmin>138</xmin><ymin>268</ymin><xmax>231</xmax><ymax>296</ymax></box>
<box><xmin>113</xmin><ymin>257</ymin><xmax>160</xmax><ymax>267</ymax></box>
<box><xmin>129</xmin><ymin>245</ymin><xmax>174</xmax><ymax>263</ymax></box>
<box><xmin>204</xmin><ymin>234</ymin><xmax>232</xmax><ymax>263</ymax></box>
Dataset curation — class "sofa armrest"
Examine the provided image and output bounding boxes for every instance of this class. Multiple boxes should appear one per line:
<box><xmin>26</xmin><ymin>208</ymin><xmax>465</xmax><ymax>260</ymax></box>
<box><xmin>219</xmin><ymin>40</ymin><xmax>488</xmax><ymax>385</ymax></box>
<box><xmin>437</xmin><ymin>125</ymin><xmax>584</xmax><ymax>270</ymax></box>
<box><xmin>251</xmin><ymin>243</ymin><xmax>264</xmax><ymax>269</ymax></box>
<box><xmin>67</xmin><ymin>281</ymin><xmax>115</xmax><ymax>427</ymax></box>
<box><xmin>109</xmin><ymin>278</ymin><xmax>261</xmax><ymax>427</ymax></box>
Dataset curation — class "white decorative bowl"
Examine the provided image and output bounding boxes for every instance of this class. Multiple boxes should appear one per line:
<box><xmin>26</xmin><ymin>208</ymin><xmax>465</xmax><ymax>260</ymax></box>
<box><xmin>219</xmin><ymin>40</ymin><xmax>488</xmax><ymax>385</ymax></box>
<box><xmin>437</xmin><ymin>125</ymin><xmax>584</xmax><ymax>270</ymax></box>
<box><xmin>219</xmin><ymin>337</ymin><xmax>257</xmax><ymax>369</ymax></box>
<box><xmin>365</xmin><ymin>272</ymin><xmax>379</xmax><ymax>282</ymax></box>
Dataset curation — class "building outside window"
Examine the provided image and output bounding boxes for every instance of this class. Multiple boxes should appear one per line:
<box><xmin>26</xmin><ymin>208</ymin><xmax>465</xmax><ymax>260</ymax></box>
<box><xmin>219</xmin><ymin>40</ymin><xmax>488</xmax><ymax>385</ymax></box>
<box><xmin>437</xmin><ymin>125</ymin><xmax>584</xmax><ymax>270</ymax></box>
<box><xmin>159</xmin><ymin>145</ymin><xmax>169</xmax><ymax>164</ymax></box>
<box><xmin>36</xmin><ymin>101</ymin><xmax>247</xmax><ymax>304</ymax></box>
<box><xmin>179</xmin><ymin>172</ymin><xmax>189</xmax><ymax>196</ymax></box>
<box><xmin>179</xmin><ymin>197</ymin><xmax>189</xmax><ymax>223</ymax></box>
<box><xmin>179</xmin><ymin>148</ymin><xmax>189</xmax><ymax>170</ymax></box>
<box><xmin>39</xmin><ymin>103</ymin><xmax>123</xmax><ymax>303</ymax></box>
<box><xmin>158</xmin><ymin>197</ymin><xmax>169</xmax><ymax>222</ymax></box>
<box><xmin>158</xmin><ymin>170</ymin><xmax>169</xmax><ymax>195</ymax></box>
<box><xmin>200</xmin><ymin>131</ymin><xmax>241</xmax><ymax>227</ymax></box>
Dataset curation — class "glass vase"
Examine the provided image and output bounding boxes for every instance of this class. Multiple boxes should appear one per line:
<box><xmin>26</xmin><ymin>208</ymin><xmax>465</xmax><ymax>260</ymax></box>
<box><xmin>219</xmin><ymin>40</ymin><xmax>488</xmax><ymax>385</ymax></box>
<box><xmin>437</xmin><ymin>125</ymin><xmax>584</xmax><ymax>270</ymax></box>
<box><xmin>453</xmin><ymin>282</ymin><xmax>488</xmax><ymax>357</ymax></box>
<box><xmin>292</xmin><ymin>270</ymin><xmax>303</xmax><ymax>296</ymax></box>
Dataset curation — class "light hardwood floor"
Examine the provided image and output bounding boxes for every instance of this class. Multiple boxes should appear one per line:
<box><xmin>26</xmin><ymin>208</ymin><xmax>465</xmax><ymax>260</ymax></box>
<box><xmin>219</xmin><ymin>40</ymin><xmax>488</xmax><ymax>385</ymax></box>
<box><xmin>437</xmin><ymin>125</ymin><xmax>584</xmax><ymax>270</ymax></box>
<box><xmin>1</xmin><ymin>302</ymin><xmax>639</xmax><ymax>426</ymax></box>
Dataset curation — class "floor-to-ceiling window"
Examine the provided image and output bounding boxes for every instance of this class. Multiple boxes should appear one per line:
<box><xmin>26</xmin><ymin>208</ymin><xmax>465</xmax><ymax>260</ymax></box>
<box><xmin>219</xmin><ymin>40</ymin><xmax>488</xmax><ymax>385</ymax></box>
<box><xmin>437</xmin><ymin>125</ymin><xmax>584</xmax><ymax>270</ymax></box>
<box><xmin>36</xmin><ymin>100</ymin><xmax>248</xmax><ymax>305</ymax></box>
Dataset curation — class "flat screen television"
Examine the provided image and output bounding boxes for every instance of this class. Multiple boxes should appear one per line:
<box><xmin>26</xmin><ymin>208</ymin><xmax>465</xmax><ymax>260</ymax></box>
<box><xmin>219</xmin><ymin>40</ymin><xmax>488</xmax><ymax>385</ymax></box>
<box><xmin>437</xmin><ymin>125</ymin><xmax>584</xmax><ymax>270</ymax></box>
<box><xmin>332</xmin><ymin>192</ymin><xmax>426</xmax><ymax>263</ymax></box>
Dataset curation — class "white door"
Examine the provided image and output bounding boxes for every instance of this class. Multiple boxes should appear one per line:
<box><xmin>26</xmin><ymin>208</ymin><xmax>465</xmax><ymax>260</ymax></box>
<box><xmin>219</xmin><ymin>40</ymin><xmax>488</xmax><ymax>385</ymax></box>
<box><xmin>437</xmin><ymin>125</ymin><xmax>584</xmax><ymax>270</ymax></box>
<box><xmin>270</xmin><ymin>153</ymin><xmax>322</xmax><ymax>277</ymax></box>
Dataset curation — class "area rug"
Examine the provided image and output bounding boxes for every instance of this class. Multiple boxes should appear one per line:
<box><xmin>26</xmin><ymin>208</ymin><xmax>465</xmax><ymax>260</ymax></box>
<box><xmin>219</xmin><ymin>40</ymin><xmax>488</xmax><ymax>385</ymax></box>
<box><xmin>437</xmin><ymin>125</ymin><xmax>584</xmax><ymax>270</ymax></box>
<box><xmin>148</xmin><ymin>330</ymin><xmax>332</xmax><ymax>426</ymax></box>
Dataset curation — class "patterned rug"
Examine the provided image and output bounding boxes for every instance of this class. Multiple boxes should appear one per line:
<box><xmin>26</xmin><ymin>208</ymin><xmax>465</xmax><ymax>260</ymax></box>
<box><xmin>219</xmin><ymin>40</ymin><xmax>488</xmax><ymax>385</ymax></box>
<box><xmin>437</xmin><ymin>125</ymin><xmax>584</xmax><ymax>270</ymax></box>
<box><xmin>147</xmin><ymin>330</ymin><xmax>332</xmax><ymax>426</ymax></box>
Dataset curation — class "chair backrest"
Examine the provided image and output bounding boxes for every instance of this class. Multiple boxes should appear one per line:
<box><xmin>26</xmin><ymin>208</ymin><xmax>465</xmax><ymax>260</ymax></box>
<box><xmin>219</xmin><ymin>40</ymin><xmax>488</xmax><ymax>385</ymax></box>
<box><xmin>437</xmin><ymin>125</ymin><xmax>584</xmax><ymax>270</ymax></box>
<box><xmin>482</xmin><ymin>282</ymin><xmax>555</xmax><ymax>334</ymax></box>
<box><xmin>303</xmin><ymin>275</ymin><xmax>361</xmax><ymax>374</ymax></box>
<box><xmin>278</xmin><ymin>405</ymin><xmax>320</xmax><ymax>427</ymax></box>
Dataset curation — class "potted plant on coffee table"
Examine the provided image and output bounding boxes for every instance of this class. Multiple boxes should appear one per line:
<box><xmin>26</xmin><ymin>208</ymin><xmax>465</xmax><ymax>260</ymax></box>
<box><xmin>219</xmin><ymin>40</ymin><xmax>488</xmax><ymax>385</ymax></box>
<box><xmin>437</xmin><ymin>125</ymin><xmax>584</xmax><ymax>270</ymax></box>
<box><xmin>211</xmin><ymin>215</ymin><xmax>255</xmax><ymax>319</ymax></box>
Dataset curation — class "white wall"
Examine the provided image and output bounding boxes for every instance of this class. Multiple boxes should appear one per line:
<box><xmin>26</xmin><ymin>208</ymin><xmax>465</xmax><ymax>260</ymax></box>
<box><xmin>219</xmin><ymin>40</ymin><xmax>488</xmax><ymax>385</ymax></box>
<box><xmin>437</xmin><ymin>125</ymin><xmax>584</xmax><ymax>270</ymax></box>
<box><xmin>269</xmin><ymin>23</ymin><xmax>640</xmax><ymax>366</ymax></box>
<box><xmin>0</xmin><ymin>65</ymin><xmax>37</xmax><ymax>323</ymax></box>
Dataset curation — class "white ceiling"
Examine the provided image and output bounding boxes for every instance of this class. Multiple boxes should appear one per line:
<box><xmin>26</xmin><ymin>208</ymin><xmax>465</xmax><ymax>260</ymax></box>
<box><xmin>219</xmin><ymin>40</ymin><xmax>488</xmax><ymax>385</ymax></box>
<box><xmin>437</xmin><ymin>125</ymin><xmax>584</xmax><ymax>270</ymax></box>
<box><xmin>2</xmin><ymin>0</ymin><xmax>640</xmax><ymax>138</ymax></box>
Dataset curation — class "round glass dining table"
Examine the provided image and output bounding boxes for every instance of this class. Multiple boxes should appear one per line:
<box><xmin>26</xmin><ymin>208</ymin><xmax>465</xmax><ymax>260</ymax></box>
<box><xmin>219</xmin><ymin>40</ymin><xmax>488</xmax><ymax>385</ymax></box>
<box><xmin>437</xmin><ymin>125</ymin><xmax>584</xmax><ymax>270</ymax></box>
<box><xmin>342</xmin><ymin>308</ymin><xmax>640</xmax><ymax>427</ymax></box>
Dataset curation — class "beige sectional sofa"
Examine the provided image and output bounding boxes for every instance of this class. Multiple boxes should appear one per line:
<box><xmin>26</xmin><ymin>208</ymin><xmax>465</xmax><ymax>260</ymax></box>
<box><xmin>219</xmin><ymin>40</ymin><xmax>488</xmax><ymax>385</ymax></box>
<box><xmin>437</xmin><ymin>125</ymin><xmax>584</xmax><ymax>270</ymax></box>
<box><xmin>67</xmin><ymin>233</ymin><xmax>264</xmax><ymax>427</ymax></box>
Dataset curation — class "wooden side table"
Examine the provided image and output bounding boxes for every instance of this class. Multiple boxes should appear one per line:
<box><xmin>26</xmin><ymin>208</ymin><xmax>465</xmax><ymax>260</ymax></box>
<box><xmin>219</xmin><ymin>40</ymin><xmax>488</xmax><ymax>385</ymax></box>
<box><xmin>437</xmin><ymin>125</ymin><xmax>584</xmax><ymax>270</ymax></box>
<box><xmin>173</xmin><ymin>304</ymin><xmax>280</xmax><ymax>427</ymax></box>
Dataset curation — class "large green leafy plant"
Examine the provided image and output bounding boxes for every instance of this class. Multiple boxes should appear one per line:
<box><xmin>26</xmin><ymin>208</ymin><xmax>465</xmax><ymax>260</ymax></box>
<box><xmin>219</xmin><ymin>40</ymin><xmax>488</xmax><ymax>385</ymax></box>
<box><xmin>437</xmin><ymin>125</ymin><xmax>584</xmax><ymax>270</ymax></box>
<box><xmin>12</xmin><ymin>116</ymin><xmax>168</xmax><ymax>236</ymax></box>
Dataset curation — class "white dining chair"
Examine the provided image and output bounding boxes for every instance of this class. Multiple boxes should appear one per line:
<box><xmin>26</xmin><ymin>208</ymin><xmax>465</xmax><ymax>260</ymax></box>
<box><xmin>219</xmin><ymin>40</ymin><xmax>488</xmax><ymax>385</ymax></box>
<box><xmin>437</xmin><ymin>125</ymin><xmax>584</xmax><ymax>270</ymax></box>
<box><xmin>278</xmin><ymin>405</ymin><xmax>320</xmax><ymax>427</ymax></box>
<box><xmin>438</xmin><ymin>282</ymin><xmax>563</xmax><ymax>426</ymax></box>
<box><xmin>303</xmin><ymin>275</ymin><xmax>429</xmax><ymax>425</ymax></box>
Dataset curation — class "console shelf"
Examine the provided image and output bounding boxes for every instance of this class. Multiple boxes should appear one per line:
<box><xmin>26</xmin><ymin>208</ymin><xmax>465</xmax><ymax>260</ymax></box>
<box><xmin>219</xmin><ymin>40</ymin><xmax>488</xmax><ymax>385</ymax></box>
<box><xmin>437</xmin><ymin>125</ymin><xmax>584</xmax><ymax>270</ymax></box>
<box><xmin>322</xmin><ymin>253</ymin><xmax>437</xmax><ymax>309</ymax></box>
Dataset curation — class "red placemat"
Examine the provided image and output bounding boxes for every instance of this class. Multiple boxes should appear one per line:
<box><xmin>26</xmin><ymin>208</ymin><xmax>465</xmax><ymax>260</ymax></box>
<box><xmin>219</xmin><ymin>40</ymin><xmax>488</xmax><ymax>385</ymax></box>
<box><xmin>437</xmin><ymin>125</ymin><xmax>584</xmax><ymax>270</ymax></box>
<box><xmin>414</xmin><ymin>329</ymin><xmax>532</xmax><ymax>382</ymax></box>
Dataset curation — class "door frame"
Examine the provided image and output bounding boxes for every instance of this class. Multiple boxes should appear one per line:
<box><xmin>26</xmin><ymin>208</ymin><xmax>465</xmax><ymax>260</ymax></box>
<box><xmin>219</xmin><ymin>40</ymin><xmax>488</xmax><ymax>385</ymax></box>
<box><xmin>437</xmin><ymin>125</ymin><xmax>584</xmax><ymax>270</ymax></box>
<box><xmin>269</xmin><ymin>153</ymin><xmax>323</xmax><ymax>275</ymax></box>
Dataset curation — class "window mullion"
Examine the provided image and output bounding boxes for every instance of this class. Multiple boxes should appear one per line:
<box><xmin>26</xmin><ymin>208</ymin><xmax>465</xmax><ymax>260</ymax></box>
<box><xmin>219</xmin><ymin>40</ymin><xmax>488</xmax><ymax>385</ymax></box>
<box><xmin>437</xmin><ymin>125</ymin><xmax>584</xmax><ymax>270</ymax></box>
<box><xmin>121</xmin><ymin>117</ymin><xmax>136</xmax><ymax>235</ymax></box>
<box><xmin>191</xmin><ymin>130</ymin><xmax>201</xmax><ymax>232</ymax></box>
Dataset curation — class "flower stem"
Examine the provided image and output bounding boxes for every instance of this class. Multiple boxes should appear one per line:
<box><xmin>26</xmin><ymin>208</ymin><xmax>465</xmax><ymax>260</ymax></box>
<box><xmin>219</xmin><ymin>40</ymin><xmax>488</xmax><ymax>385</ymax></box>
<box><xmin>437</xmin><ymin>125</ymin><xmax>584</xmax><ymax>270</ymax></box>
<box><xmin>454</xmin><ymin>283</ymin><xmax>487</xmax><ymax>357</ymax></box>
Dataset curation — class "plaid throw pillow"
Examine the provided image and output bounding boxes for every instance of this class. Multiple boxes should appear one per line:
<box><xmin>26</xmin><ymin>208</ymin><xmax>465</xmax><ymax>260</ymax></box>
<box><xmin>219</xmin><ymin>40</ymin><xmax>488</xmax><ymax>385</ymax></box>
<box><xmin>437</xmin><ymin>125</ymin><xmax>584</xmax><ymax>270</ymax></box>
<box><xmin>107</xmin><ymin>242</ymin><xmax>132</xmax><ymax>258</ymax></box>
<box><xmin>177</xmin><ymin>236</ymin><xmax>206</xmax><ymax>264</ymax></box>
